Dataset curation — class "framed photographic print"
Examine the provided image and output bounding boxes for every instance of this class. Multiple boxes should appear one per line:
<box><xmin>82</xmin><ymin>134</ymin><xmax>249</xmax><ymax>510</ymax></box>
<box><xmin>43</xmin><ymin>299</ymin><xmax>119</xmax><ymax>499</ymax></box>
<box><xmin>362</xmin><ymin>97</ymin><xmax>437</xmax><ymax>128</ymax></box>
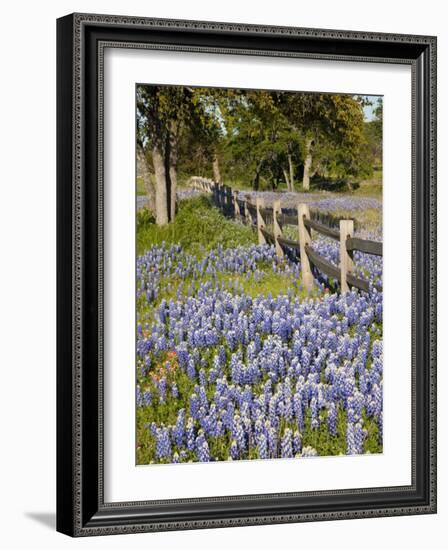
<box><xmin>56</xmin><ymin>13</ymin><xmax>437</xmax><ymax>537</ymax></box>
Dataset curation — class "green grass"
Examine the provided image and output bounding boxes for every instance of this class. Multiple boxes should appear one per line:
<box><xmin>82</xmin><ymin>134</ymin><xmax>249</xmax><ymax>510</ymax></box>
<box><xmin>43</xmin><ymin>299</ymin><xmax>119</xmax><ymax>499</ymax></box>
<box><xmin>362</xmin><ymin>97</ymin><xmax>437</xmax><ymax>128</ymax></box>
<box><xmin>218</xmin><ymin>269</ymin><xmax>315</xmax><ymax>301</ymax></box>
<box><xmin>137</xmin><ymin>195</ymin><xmax>257</xmax><ymax>256</ymax></box>
<box><xmin>351</xmin><ymin>170</ymin><xmax>383</xmax><ymax>198</ymax></box>
<box><xmin>225</xmin><ymin>172</ymin><xmax>383</xmax><ymax>199</ymax></box>
<box><xmin>228</xmin><ymin>179</ymin><xmax>321</xmax><ymax>194</ymax></box>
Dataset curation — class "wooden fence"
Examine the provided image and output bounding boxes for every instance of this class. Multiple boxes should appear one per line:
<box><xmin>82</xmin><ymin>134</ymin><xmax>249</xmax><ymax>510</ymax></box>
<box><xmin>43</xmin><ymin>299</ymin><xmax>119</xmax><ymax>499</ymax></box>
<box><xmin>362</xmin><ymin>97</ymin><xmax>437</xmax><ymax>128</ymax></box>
<box><xmin>189</xmin><ymin>177</ymin><xmax>382</xmax><ymax>293</ymax></box>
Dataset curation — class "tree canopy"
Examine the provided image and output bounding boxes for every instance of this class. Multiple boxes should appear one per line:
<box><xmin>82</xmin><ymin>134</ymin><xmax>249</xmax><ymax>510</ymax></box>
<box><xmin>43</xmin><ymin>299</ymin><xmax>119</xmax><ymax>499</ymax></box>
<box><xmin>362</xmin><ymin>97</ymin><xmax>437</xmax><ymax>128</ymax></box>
<box><xmin>137</xmin><ymin>85</ymin><xmax>382</xmax><ymax>224</ymax></box>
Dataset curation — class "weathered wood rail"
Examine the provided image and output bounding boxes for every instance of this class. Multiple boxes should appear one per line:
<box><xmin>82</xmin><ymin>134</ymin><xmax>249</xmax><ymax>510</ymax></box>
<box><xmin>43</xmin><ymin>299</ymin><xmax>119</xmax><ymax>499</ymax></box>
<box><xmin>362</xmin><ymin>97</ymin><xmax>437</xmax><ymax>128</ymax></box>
<box><xmin>189</xmin><ymin>177</ymin><xmax>382</xmax><ymax>293</ymax></box>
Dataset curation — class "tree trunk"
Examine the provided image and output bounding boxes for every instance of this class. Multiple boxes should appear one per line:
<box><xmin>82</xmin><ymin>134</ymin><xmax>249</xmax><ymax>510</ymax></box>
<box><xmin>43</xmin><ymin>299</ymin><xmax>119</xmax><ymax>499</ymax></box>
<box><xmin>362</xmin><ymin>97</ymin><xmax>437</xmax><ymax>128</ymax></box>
<box><xmin>169</xmin><ymin>165</ymin><xmax>177</xmax><ymax>222</ymax></box>
<box><xmin>212</xmin><ymin>153</ymin><xmax>221</xmax><ymax>183</ymax></box>
<box><xmin>282</xmin><ymin>168</ymin><xmax>290</xmax><ymax>191</ymax></box>
<box><xmin>269</xmin><ymin>168</ymin><xmax>276</xmax><ymax>191</ymax></box>
<box><xmin>137</xmin><ymin>145</ymin><xmax>155</xmax><ymax>212</ymax></box>
<box><xmin>302</xmin><ymin>138</ymin><xmax>313</xmax><ymax>191</ymax></box>
<box><xmin>167</xmin><ymin>132</ymin><xmax>178</xmax><ymax>222</ymax></box>
<box><xmin>288</xmin><ymin>153</ymin><xmax>295</xmax><ymax>191</ymax></box>
<box><xmin>252</xmin><ymin>160</ymin><xmax>263</xmax><ymax>191</ymax></box>
<box><xmin>152</xmin><ymin>144</ymin><xmax>169</xmax><ymax>225</ymax></box>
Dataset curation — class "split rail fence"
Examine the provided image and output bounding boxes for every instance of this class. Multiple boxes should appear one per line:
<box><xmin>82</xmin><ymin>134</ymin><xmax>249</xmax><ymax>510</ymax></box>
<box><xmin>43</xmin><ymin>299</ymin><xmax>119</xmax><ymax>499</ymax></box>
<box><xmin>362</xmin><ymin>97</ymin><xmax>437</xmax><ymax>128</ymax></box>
<box><xmin>190</xmin><ymin>177</ymin><xmax>382</xmax><ymax>293</ymax></box>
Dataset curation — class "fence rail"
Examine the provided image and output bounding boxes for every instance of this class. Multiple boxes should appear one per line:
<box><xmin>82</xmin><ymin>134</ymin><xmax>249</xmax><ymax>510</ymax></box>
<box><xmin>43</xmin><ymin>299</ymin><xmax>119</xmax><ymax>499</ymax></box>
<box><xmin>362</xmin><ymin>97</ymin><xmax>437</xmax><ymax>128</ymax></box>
<box><xmin>260</xmin><ymin>227</ymin><xmax>275</xmax><ymax>244</ymax></box>
<box><xmin>189</xmin><ymin>177</ymin><xmax>382</xmax><ymax>293</ymax></box>
<box><xmin>277</xmin><ymin>213</ymin><xmax>298</xmax><ymax>227</ymax></box>
<box><xmin>346</xmin><ymin>237</ymin><xmax>383</xmax><ymax>256</ymax></box>
<box><xmin>247</xmin><ymin>203</ymin><xmax>257</xmax><ymax>217</ymax></box>
<box><xmin>305</xmin><ymin>245</ymin><xmax>372</xmax><ymax>293</ymax></box>
<box><xmin>304</xmin><ymin>218</ymin><xmax>340</xmax><ymax>241</ymax></box>
<box><xmin>277</xmin><ymin>236</ymin><xmax>300</xmax><ymax>250</ymax></box>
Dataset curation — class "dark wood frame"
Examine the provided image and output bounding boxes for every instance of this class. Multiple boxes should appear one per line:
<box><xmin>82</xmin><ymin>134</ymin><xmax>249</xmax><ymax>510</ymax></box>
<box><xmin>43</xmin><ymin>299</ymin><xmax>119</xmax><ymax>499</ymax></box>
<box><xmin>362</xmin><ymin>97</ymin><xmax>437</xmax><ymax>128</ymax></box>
<box><xmin>57</xmin><ymin>13</ymin><xmax>437</xmax><ymax>537</ymax></box>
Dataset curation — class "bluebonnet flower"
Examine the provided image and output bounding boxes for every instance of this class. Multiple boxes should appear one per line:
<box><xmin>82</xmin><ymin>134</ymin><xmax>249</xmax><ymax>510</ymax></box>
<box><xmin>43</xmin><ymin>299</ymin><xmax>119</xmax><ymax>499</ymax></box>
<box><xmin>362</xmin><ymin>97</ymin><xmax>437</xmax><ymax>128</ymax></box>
<box><xmin>293</xmin><ymin>390</ymin><xmax>304</xmax><ymax>426</ymax></box>
<box><xmin>186</xmin><ymin>358</ymin><xmax>196</xmax><ymax>380</ymax></box>
<box><xmin>281</xmin><ymin>428</ymin><xmax>293</xmax><ymax>458</ymax></box>
<box><xmin>137</xmin><ymin>239</ymin><xmax>383</xmax><ymax>465</ymax></box>
<box><xmin>190</xmin><ymin>393</ymin><xmax>200</xmax><ymax>419</ymax></box>
<box><xmin>346</xmin><ymin>422</ymin><xmax>356</xmax><ymax>455</ymax></box>
<box><xmin>155</xmin><ymin>427</ymin><xmax>172</xmax><ymax>460</ymax></box>
<box><xmin>327</xmin><ymin>401</ymin><xmax>337</xmax><ymax>437</ymax></box>
<box><xmin>158</xmin><ymin>377</ymin><xmax>167</xmax><ymax>404</ymax></box>
<box><xmin>232</xmin><ymin>414</ymin><xmax>246</xmax><ymax>452</ymax></box>
<box><xmin>267</xmin><ymin>423</ymin><xmax>277</xmax><ymax>457</ymax></box>
<box><xmin>186</xmin><ymin>417</ymin><xmax>195</xmax><ymax>451</ymax></box>
<box><xmin>198</xmin><ymin>385</ymin><xmax>208</xmax><ymax>410</ymax></box>
<box><xmin>229</xmin><ymin>439</ymin><xmax>239</xmax><ymax>460</ymax></box>
<box><xmin>310</xmin><ymin>397</ymin><xmax>320</xmax><ymax>429</ymax></box>
<box><xmin>172</xmin><ymin>409</ymin><xmax>185</xmax><ymax>447</ymax></box>
<box><xmin>136</xmin><ymin>385</ymin><xmax>152</xmax><ymax>408</ymax></box>
<box><xmin>222</xmin><ymin>402</ymin><xmax>235</xmax><ymax>431</ymax></box>
<box><xmin>293</xmin><ymin>430</ymin><xmax>302</xmax><ymax>455</ymax></box>
<box><xmin>199</xmin><ymin>368</ymin><xmax>207</xmax><ymax>387</ymax></box>
<box><xmin>195</xmin><ymin>431</ymin><xmax>210</xmax><ymax>462</ymax></box>
<box><xmin>354</xmin><ymin>421</ymin><xmax>367</xmax><ymax>452</ymax></box>
<box><xmin>257</xmin><ymin>433</ymin><xmax>268</xmax><ymax>459</ymax></box>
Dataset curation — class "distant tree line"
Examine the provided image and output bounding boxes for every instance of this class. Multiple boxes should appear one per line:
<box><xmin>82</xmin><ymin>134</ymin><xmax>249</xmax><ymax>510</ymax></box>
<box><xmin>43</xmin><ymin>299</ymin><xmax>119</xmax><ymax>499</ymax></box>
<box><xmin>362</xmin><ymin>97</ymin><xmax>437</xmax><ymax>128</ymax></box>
<box><xmin>137</xmin><ymin>85</ymin><xmax>382</xmax><ymax>225</ymax></box>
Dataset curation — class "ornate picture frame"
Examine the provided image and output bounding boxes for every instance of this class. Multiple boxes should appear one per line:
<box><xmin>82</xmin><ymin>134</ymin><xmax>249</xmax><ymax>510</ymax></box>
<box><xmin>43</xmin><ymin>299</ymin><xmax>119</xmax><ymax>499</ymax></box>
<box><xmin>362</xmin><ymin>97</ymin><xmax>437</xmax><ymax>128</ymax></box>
<box><xmin>56</xmin><ymin>13</ymin><xmax>436</xmax><ymax>536</ymax></box>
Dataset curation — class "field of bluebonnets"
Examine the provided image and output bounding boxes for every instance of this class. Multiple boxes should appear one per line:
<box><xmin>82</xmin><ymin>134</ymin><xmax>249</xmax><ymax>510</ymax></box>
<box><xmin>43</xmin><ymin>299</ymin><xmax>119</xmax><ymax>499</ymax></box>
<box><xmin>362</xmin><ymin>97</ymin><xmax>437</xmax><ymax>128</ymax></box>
<box><xmin>136</xmin><ymin>189</ymin><xmax>383</xmax><ymax>465</ymax></box>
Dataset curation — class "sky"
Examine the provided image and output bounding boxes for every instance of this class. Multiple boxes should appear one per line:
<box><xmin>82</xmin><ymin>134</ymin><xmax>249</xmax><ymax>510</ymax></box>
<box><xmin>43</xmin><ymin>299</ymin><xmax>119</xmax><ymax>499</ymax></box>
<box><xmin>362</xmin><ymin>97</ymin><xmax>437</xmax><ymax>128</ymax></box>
<box><xmin>363</xmin><ymin>95</ymin><xmax>382</xmax><ymax>121</ymax></box>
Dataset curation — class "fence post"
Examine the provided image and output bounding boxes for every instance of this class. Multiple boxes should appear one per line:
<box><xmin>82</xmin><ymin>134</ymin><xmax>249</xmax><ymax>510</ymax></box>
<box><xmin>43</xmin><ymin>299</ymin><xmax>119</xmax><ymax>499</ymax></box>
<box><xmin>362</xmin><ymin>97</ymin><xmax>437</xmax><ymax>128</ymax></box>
<box><xmin>339</xmin><ymin>219</ymin><xmax>354</xmax><ymax>293</ymax></box>
<box><xmin>273</xmin><ymin>200</ymin><xmax>284</xmax><ymax>258</ymax></box>
<box><xmin>225</xmin><ymin>186</ymin><xmax>232</xmax><ymax>214</ymax></box>
<box><xmin>244</xmin><ymin>199</ymin><xmax>251</xmax><ymax>225</ymax></box>
<box><xmin>256</xmin><ymin>198</ymin><xmax>266</xmax><ymax>245</ymax></box>
<box><xmin>233</xmin><ymin>190</ymin><xmax>240</xmax><ymax>219</ymax></box>
<box><xmin>215</xmin><ymin>183</ymin><xmax>219</xmax><ymax>207</ymax></box>
<box><xmin>298</xmin><ymin>203</ymin><xmax>313</xmax><ymax>293</ymax></box>
<box><xmin>218</xmin><ymin>184</ymin><xmax>223</xmax><ymax>210</ymax></box>
<box><xmin>222</xmin><ymin>185</ymin><xmax>227</xmax><ymax>212</ymax></box>
<box><xmin>222</xmin><ymin>185</ymin><xmax>226</xmax><ymax>212</ymax></box>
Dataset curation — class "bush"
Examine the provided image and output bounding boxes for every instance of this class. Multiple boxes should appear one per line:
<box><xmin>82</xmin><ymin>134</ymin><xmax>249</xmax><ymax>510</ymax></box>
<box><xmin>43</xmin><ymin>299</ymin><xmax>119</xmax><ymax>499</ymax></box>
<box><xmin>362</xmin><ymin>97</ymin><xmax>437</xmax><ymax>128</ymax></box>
<box><xmin>137</xmin><ymin>207</ymin><xmax>155</xmax><ymax>230</ymax></box>
<box><xmin>310</xmin><ymin>177</ymin><xmax>360</xmax><ymax>193</ymax></box>
<box><xmin>137</xmin><ymin>195</ymin><xmax>256</xmax><ymax>256</ymax></box>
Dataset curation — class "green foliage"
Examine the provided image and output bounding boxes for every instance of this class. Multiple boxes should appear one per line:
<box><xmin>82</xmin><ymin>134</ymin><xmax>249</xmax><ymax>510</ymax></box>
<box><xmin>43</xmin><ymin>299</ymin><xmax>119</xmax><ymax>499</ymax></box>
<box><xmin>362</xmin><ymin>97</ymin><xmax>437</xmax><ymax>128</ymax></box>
<box><xmin>136</xmin><ymin>206</ymin><xmax>155</xmax><ymax>229</ymax></box>
<box><xmin>217</xmin><ymin>90</ymin><xmax>303</xmax><ymax>190</ymax></box>
<box><xmin>137</xmin><ymin>85</ymin><xmax>225</xmax><ymax>158</ymax></box>
<box><xmin>137</xmin><ymin>196</ymin><xmax>256</xmax><ymax>256</ymax></box>
<box><xmin>363</xmin><ymin>100</ymin><xmax>383</xmax><ymax>168</ymax></box>
<box><xmin>137</xmin><ymin>85</ymin><xmax>382</xmax><ymax>197</ymax></box>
